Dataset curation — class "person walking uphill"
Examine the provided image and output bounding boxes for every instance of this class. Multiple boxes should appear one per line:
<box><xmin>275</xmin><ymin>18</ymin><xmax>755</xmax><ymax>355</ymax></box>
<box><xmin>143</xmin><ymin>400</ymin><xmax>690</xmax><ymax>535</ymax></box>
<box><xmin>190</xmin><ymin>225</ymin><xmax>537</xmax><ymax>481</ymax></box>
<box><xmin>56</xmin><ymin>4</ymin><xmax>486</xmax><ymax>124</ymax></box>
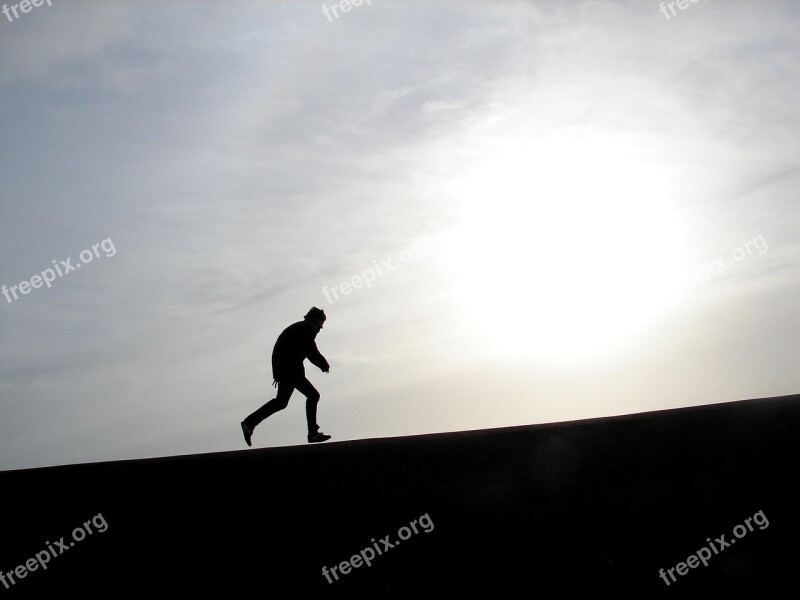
<box><xmin>241</xmin><ymin>307</ymin><xmax>332</xmax><ymax>446</ymax></box>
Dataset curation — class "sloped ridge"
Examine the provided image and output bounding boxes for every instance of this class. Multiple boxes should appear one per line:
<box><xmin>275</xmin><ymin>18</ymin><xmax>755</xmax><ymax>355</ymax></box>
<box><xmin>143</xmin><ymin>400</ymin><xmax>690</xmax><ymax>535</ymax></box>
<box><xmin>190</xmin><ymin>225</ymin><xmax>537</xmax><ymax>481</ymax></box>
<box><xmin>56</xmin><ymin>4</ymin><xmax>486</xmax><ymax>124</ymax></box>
<box><xmin>1</xmin><ymin>394</ymin><xmax>798</xmax><ymax>595</ymax></box>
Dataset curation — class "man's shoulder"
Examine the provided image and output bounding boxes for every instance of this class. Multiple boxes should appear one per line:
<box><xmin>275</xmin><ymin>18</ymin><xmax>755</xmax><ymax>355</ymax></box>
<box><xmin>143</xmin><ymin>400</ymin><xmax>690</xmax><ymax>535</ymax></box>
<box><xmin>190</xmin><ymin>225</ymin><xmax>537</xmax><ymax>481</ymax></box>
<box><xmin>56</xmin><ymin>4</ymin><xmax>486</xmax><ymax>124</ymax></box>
<box><xmin>281</xmin><ymin>320</ymin><xmax>314</xmax><ymax>337</ymax></box>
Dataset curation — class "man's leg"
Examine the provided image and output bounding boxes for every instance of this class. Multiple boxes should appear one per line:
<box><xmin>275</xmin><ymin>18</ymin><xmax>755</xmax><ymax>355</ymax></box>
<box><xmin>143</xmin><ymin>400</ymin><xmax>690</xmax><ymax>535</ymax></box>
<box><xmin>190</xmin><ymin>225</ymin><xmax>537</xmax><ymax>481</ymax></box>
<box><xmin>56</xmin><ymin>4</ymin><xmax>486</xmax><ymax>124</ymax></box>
<box><xmin>294</xmin><ymin>377</ymin><xmax>321</xmax><ymax>435</ymax></box>
<box><xmin>244</xmin><ymin>381</ymin><xmax>295</xmax><ymax>430</ymax></box>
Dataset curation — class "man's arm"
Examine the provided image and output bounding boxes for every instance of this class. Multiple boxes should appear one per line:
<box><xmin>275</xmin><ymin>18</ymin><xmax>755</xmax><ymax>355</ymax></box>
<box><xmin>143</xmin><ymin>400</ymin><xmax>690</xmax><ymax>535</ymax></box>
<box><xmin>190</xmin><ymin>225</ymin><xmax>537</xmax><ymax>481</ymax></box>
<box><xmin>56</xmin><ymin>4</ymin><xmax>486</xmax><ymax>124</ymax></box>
<box><xmin>306</xmin><ymin>340</ymin><xmax>330</xmax><ymax>373</ymax></box>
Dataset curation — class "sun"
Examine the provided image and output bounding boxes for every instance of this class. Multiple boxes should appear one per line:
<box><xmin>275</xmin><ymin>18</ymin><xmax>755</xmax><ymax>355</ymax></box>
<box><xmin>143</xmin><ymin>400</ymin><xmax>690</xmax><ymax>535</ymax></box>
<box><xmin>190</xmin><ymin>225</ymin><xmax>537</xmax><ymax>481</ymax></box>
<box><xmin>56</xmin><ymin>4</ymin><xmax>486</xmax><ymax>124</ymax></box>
<box><xmin>446</xmin><ymin>133</ymin><xmax>687</xmax><ymax>360</ymax></box>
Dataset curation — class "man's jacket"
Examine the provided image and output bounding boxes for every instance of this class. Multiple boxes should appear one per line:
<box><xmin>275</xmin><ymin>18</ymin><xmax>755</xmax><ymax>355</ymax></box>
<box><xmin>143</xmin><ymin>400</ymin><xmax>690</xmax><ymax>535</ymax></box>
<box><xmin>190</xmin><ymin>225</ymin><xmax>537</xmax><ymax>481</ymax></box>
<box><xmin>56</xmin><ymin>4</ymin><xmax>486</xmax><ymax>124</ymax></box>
<box><xmin>272</xmin><ymin>320</ymin><xmax>329</xmax><ymax>382</ymax></box>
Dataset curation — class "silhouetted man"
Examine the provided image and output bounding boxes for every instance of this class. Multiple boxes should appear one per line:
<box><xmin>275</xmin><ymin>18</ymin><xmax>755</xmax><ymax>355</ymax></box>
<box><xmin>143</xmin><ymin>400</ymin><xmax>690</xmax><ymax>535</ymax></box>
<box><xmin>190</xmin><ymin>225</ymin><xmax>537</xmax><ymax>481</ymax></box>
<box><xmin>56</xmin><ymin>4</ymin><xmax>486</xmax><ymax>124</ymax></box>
<box><xmin>241</xmin><ymin>307</ymin><xmax>332</xmax><ymax>446</ymax></box>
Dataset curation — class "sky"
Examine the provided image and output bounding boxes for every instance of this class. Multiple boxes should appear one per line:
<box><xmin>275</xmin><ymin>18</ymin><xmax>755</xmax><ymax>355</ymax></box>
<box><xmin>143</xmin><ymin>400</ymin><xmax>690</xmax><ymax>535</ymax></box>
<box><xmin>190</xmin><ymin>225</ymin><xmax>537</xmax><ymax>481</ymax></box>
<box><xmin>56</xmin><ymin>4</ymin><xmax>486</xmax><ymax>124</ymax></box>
<box><xmin>1</xmin><ymin>0</ymin><xmax>799</xmax><ymax>471</ymax></box>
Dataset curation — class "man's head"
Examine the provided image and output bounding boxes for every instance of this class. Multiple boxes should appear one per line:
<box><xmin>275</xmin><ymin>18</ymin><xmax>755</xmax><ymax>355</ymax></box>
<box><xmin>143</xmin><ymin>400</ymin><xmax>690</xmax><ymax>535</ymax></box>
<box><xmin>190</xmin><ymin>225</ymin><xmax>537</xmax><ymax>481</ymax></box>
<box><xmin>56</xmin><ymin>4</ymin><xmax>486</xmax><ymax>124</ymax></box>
<box><xmin>304</xmin><ymin>307</ymin><xmax>326</xmax><ymax>329</ymax></box>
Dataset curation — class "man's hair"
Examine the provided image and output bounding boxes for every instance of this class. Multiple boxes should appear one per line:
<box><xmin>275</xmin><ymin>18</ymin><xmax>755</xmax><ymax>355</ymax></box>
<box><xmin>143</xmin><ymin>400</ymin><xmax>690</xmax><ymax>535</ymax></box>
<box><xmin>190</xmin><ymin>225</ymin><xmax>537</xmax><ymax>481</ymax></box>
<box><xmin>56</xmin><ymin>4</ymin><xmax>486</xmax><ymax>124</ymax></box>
<box><xmin>304</xmin><ymin>307</ymin><xmax>326</xmax><ymax>323</ymax></box>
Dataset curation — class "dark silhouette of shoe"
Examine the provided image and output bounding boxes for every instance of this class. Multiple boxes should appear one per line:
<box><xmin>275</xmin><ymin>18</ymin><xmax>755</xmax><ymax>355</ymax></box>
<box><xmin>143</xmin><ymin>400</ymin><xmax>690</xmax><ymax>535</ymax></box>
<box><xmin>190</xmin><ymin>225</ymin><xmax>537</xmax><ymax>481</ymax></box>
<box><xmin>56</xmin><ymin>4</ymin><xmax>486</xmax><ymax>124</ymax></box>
<box><xmin>241</xmin><ymin>421</ymin><xmax>253</xmax><ymax>447</ymax></box>
<box><xmin>308</xmin><ymin>431</ymin><xmax>331</xmax><ymax>444</ymax></box>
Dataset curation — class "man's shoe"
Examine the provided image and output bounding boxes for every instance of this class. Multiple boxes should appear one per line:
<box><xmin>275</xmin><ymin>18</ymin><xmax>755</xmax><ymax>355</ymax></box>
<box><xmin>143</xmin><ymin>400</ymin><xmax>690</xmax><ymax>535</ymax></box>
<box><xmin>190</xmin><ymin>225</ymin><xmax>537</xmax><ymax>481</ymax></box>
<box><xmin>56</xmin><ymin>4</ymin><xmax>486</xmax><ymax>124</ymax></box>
<box><xmin>308</xmin><ymin>431</ymin><xmax>331</xmax><ymax>444</ymax></box>
<box><xmin>241</xmin><ymin>421</ymin><xmax>253</xmax><ymax>447</ymax></box>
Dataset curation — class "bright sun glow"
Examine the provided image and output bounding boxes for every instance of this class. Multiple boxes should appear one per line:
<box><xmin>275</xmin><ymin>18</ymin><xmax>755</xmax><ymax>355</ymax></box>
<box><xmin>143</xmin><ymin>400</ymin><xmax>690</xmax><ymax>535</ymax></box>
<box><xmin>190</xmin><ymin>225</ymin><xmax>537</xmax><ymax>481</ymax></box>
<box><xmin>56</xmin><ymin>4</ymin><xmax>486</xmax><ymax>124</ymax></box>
<box><xmin>447</xmin><ymin>133</ymin><xmax>688</xmax><ymax>359</ymax></box>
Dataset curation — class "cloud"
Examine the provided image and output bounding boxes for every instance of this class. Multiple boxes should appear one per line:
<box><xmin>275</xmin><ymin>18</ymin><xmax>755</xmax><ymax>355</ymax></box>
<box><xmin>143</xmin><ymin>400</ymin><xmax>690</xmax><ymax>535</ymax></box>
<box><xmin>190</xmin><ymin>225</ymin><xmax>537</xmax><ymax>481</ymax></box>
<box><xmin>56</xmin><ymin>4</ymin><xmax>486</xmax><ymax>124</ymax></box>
<box><xmin>0</xmin><ymin>0</ymin><xmax>134</xmax><ymax>89</ymax></box>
